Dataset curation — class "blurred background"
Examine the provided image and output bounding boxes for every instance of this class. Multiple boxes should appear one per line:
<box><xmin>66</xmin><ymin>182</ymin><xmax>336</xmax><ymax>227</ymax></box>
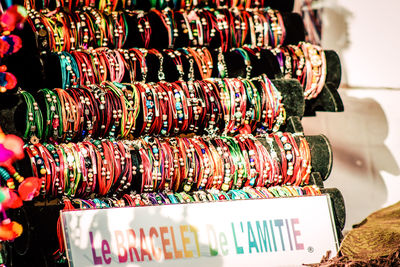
<box><xmin>299</xmin><ymin>0</ymin><xmax>400</xmax><ymax>231</ymax></box>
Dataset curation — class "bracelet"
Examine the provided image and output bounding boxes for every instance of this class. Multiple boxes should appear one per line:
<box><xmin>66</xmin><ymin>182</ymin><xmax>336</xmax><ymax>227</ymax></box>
<box><xmin>20</xmin><ymin>90</ymin><xmax>44</xmax><ymax>144</ymax></box>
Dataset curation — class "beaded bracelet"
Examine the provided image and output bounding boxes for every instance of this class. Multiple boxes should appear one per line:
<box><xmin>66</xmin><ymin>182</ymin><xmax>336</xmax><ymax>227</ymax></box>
<box><xmin>19</xmin><ymin>77</ymin><xmax>285</xmax><ymax>142</ymax></box>
<box><xmin>27</xmin><ymin>0</ymin><xmax>287</xmax><ymax>11</ymax></box>
<box><xmin>28</xmin><ymin>8</ymin><xmax>289</xmax><ymax>52</ymax></box>
<box><xmin>57</xmin><ymin>52</ymin><xmax>80</xmax><ymax>89</ymax></box>
<box><xmin>20</xmin><ymin>90</ymin><xmax>43</xmax><ymax>144</ymax></box>
<box><xmin>25</xmin><ymin>138</ymin><xmax>316</xmax><ymax>199</ymax></box>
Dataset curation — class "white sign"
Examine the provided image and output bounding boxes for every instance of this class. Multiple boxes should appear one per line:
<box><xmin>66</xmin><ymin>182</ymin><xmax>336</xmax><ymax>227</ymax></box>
<box><xmin>61</xmin><ymin>195</ymin><xmax>339</xmax><ymax>267</ymax></box>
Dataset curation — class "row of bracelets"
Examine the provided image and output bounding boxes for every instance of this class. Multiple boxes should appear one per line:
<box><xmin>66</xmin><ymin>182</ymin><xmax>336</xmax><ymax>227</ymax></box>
<box><xmin>47</xmin><ymin>44</ymin><xmax>326</xmax><ymax>99</ymax></box>
<box><xmin>19</xmin><ymin>75</ymin><xmax>285</xmax><ymax>143</ymax></box>
<box><xmin>65</xmin><ymin>185</ymin><xmax>322</xmax><ymax>209</ymax></box>
<box><xmin>23</xmin><ymin>133</ymin><xmax>311</xmax><ymax>199</ymax></box>
<box><xmin>27</xmin><ymin>7</ymin><xmax>286</xmax><ymax>51</ymax></box>
<box><xmin>26</xmin><ymin>0</ymin><xmax>281</xmax><ymax>12</ymax></box>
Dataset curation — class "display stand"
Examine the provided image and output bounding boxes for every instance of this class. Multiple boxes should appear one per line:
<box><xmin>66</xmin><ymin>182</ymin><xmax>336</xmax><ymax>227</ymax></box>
<box><xmin>0</xmin><ymin>1</ymin><xmax>346</xmax><ymax>266</ymax></box>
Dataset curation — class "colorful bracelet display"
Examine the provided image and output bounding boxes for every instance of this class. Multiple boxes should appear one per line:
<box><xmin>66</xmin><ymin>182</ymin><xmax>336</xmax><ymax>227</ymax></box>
<box><xmin>18</xmin><ymin>75</ymin><xmax>285</xmax><ymax>143</ymax></box>
<box><xmin>41</xmin><ymin>44</ymin><xmax>326</xmax><ymax>98</ymax></box>
<box><xmin>24</xmin><ymin>133</ymin><xmax>311</xmax><ymax>198</ymax></box>
<box><xmin>26</xmin><ymin>0</ymin><xmax>285</xmax><ymax>12</ymax></box>
<box><xmin>27</xmin><ymin>7</ymin><xmax>286</xmax><ymax>51</ymax></box>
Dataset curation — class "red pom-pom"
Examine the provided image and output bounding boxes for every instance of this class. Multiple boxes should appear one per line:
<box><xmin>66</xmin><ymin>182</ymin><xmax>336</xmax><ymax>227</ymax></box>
<box><xmin>9</xmin><ymin>35</ymin><xmax>22</xmax><ymax>53</ymax></box>
<box><xmin>0</xmin><ymin>219</ymin><xmax>23</xmax><ymax>241</ymax></box>
<box><xmin>2</xmin><ymin>189</ymin><xmax>22</xmax><ymax>209</ymax></box>
<box><xmin>18</xmin><ymin>177</ymin><xmax>41</xmax><ymax>201</ymax></box>
<box><xmin>4</xmin><ymin>72</ymin><xmax>17</xmax><ymax>89</ymax></box>
<box><xmin>0</xmin><ymin>5</ymin><xmax>27</xmax><ymax>33</ymax></box>
<box><xmin>0</xmin><ymin>40</ymin><xmax>10</xmax><ymax>57</ymax></box>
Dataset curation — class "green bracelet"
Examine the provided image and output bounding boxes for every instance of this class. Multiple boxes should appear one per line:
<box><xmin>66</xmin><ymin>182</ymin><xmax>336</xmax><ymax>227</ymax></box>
<box><xmin>21</xmin><ymin>90</ymin><xmax>43</xmax><ymax>143</ymax></box>
<box><xmin>40</xmin><ymin>89</ymin><xmax>63</xmax><ymax>140</ymax></box>
<box><xmin>174</xmin><ymin>192</ymin><xmax>185</xmax><ymax>203</ymax></box>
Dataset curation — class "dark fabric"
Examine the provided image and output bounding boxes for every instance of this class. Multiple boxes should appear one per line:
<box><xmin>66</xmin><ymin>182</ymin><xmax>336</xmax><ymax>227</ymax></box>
<box><xmin>325</xmin><ymin>50</ymin><xmax>342</xmax><ymax>91</ymax></box>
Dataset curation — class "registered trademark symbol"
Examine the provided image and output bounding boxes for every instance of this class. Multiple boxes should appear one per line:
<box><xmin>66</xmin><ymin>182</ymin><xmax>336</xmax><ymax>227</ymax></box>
<box><xmin>307</xmin><ymin>246</ymin><xmax>314</xmax><ymax>253</ymax></box>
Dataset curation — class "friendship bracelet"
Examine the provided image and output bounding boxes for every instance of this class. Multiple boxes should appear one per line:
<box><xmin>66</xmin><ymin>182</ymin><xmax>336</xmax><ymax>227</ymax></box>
<box><xmin>20</xmin><ymin>75</ymin><xmax>285</xmax><ymax>142</ymax></box>
<box><xmin>27</xmin><ymin>8</ymin><xmax>288</xmax><ymax>52</ymax></box>
<box><xmin>26</xmin><ymin>133</ymin><xmax>313</xmax><ymax>198</ymax></box>
<box><xmin>20</xmin><ymin>90</ymin><xmax>44</xmax><ymax>144</ymax></box>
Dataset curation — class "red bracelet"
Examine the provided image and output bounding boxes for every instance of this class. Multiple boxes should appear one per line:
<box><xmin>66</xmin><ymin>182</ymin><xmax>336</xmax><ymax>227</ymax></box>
<box><xmin>204</xmin><ymin>139</ymin><xmax>222</xmax><ymax>190</ymax></box>
<box><xmin>167</xmin><ymin>138</ymin><xmax>181</xmax><ymax>192</ymax></box>
<box><xmin>78</xmin><ymin>142</ymin><xmax>94</xmax><ymax>197</ymax></box>
<box><xmin>101</xmin><ymin>140</ymin><xmax>114</xmax><ymax>194</ymax></box>
<box><xmin>138</xmin><ymin>144</ymin><xmax>152</xmax><ymax>193</ymax></box>
<box><xmin>35</xmin><ymin>143</ymin><xmax>54</xmax><ymax>195</ymax></box>
<box><xmin>285</xmin><ymin>133</ymin><xmax>302</xmax><ymax>185</ymax></box>
<box><xmin>160</xmin><ymin>139</ymin><xmax>173</xmax><ymax>191</ymax></box>
<box><xmin>298</xmin><ymin>135</ymin><xmax>311</xmax><ymax>185</ymax></box>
